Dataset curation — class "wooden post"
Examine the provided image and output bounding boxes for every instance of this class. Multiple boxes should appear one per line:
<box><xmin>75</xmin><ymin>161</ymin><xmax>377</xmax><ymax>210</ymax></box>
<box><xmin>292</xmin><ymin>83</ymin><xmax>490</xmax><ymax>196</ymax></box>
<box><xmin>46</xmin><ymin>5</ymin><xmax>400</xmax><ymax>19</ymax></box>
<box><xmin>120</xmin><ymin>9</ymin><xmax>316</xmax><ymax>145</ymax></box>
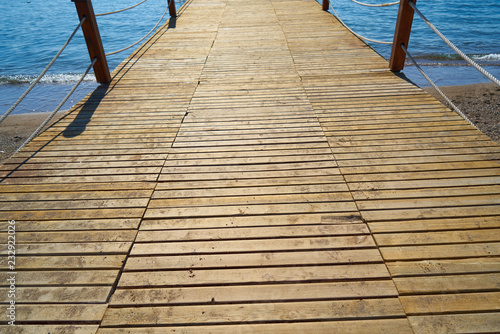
<box><xmin>169</xmin><ymin>0</ymin><xmax>177</xmax><ymax>17</ymax></box>
<box><xmin>72</xmin><ymin>0</ymin><xmax>111</xmax><ymax>83</ymax></box>
<box><xmin>389</xmin><ymin>0</ymin><xmax>417</xmax><ymax>72</ymax></box>
<box><xmin>322</xmin><ymin>0</ymin><xmax>329</xmax><ymax>11</ymax></box>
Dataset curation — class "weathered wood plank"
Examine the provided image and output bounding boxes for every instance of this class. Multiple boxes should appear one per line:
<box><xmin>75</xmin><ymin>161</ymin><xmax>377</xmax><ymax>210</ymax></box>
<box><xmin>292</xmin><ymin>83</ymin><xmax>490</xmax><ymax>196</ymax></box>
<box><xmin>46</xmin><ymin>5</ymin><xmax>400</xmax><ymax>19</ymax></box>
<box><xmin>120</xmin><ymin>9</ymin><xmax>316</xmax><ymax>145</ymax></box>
<box><xmin>97</xmin><ymin>320</ymin><xmax>413</xmax><ymax>333</ymax></box>
<box><xmin>394</xmin><ymin>273</ymin><xmax>500</xmax><ymax>294</ymax></box>
<box><xmin>407</xmin><ymin>313</ymin><xmax>500</xmax><ymax>334</ymax></box>
<box><xmin>101</xmin><ymin>298</ymin><xmax>405</xmax><ymax>326</ymax></box>
<box><xmin>0</xmin><ymin>325</ymin><xmax>99</xmax><ymax>334</ymax></box>
<box><xmin>124</xmin><ymin>249</ymin><xmax>382</xmax><ymax>270</ymax></box>
<box><xmin>399</xmin><ymin>292</ymin><xmax>500</xmax><ymax>315</ymax></box>
<box><xmin>0</xmin><ymin>270</ymin><xmax>119</xmax><ymax>286</ymax></box>
<box><xmin>110</xmin><ymin>281</ymin><xmax>398</xmax><ymax>305</ymax></box>
<box><xmin>118</xmin><ymin>264</ymin><xmax>390</xmax><ymax>287</ymax></box>
<box><xmin>135</xmin><ymin>224</ymin><xmax>367</xmax><ymax>242</ymax></box>
<box><xmin>0</xmin><ymin>287</ymin><xmax>111</xmax><ymax>303</ymax></box>
<box><xmin>13</xmin><ymin>304</ymin><xmax>108</xmax><ymax>322</ymax></box>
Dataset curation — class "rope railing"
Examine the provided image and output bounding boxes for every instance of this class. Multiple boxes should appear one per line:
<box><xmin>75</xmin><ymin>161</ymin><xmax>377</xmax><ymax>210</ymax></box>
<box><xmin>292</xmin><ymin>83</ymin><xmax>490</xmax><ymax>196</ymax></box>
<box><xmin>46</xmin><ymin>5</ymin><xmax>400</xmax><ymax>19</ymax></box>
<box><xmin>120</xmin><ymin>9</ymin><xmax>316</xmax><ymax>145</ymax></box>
<box><xmin>95</xmin><ymin>0</ymin><xmax>148</xmax><ymax>17</ymax></box>
<box><xmin>348</xmin><ymin>0</ymin><xmax>399</xmax><ymax>8</ymax></box>
<box><xmin>13</xmin><ymin>58</ymin><xmax>98</xmax><ymax>155</ymax></box>
<box><xmin>401</xmin><ymin>44</ymin><xmax>478</xmax><ymax>130</ymax></box>
<box><xmin>0</xmin><ymin>17</ymin><xmax>86</xmax><ymax>125</ymax></box>
<box><xmin>408</xmin><ymin>1</ymin><xmax>500</xmax><ymax>87</ymax></box>
<box><xmin>327</xmin><ymin>0</ymin><xmax>393</xmax><ymax>44</ymax></box>
<box><xmin>105</xmin><ymin>0</ymin><xmax>172</xmax><ymax>56</ymax></box>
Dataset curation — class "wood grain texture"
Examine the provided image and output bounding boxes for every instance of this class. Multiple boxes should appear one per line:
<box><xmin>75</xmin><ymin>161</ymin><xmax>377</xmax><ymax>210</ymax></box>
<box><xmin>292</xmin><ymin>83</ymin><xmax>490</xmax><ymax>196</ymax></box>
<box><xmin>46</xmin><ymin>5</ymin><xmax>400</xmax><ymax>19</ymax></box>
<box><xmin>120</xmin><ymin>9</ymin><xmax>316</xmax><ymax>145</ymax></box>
<box><xmin>1</xmin><ymin>0</ymin><xmax>498</xmax><ymax>331</ymax></box>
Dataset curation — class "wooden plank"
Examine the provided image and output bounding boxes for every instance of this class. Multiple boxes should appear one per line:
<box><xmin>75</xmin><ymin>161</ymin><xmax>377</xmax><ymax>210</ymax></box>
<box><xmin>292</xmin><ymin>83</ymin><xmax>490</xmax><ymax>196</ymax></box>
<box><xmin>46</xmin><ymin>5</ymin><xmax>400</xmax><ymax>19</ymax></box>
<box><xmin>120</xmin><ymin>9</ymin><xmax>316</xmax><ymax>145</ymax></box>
<box><xmin>349</xmin><ymin>176</ymin><xmax>500</xmax><ymax>191</ymax></box>
<box><xmin>345</xmin><ymin>168</ymin><xmax>500</xmax><ymax>182</ymax></box>
<box><xmin>158</xmin><ymin>169</ymin><xmax>343</xmax><ymax>182</ymax></box>
<box><xmin>0</xmin><ymin>218</ymin><xmax>141</xmax><ymax>232</ymax></box>
<box><xmin>111</xmin><ymin>281</ymin><xmax>398</xmax><ymax>305</ymax></box>
<box><xmin>2</xmin><ymin>230</ymin><xmax>137</xmax><ymax>243</ymax></box>
<box><xmin>0</xmin><ymin>286</ymin><xmax>111</xmax><ymax>303</ymax></box>
<box><xmin>0</xmin><ymin>190</ymin><xmax>153</xmax><ymax>201</ymax></box>
<box><xmin>374</xmin><ymin>229</ymin><xmax>500</xmax><ymax>246</ymax></box>
<box><xmin>0</xmin><ymin>208</ymin><xmax>146</xmax><ymax>221</ymax></box>
<box><xmin>0</xmin><ymin>198</ymin><xmax>149</xmax><ymax>211</ymax></box>
<box><xmin>399</xmin><ymin>292</ymin><xmax>500</xmax><ymax>315</ymax></box>
<box><xmin>131</xmin><ymin>235</ymin><xmax>375</xmax><ymax>255</ymax></box>
<box><xmin>352</xmin><ymin>185</ymin><xmax>500</xmax><ymax>201</ymax></box>
<box><xmin>118</xmin><ymin>264</ymin><xmax>390</xmax><ymax>287</ymax></box>
<box><xmin>97</xmin><ymin>319</ymin><xmax>413</xmax><ymax>333</ymax></box>
<box><xmin>0</xmin><ymin>242</ymin><xmax>131</xmax><ymax>254</ymax></box>
<box><xmin>124</xmin><ymin>249</ymin><xmax>383</xmax><ymax>270</ymax></box>
<box><xmin>358</xmin><ymin>196</ymin><xmax>500</xmax><ymax>212</ymax></box>
<box><xmin>361</xmin><ymin>206</ymin><xmax>500</xmax><ymax>221</ymax></box>
<box><xmin>148</xmin><ymin>192</ymin><xmax>354</xmax><ymax>208</ymax></box>
<box><xmin>135</xmin><ymin>224</ymin><xmax>368</xmax><ymax>242</ymax></box>
<box><xmin>0</xmin><ymin>255</ymin><xmax>125</xmax><ymax>269</ymax></box>
<box><xmin>152</xmin><ymin>183</ymin><xmax>350</xmax><ymax>198</ymax></box>
<box><xmin>387</xmin><ymin>258</ymin><xmax>500</xmax><ymax>277</ymax></box>
<box><xmin>407</xmin><ymin>313</ymin><xmax>500</xmax><ymax>334</ymax></box>
<box><xmin>0</xmin><ymin>182</ymin><xmax>155</xmax><ymax>193</ymax></box>
<box><xmin>101</xmin><ymin>298</ymin><xmax>405</xmax><ymax>326</ymax></box>
<box><xmin>13</xmin><ymin>304</ymin><xmax>107</xmax><ymax>322</ymax></box>
<box><xmin>368</xmin><ymin>217</ymin><xmax>500</xmax><ymax>233</ymax></box>
<box><xmin>394</xmin><ymin>273</ymin><xmax>500</xmax><ymax>294</ymax></box>
<box><xmin>140</xmin><ymin>212</ymin><xmax>363</xmax><ymax>229</ymax></box>
<box><xmin>0</xmin><ymin>325</ymin><xmax>99</xmax><ymax>334</ymax></box>
<box><xmin>0</xmin><ymin>270</ymin><xmax>119</xmax><ymax>285</ymax></box>
<box><xmin>380</xmin><ymin>242</ymin><xmax>500</xmax><ymax>261</ymax></box>
<box><xmin>144</xmin><ymin>202</ymin><xmax>359</xmax><ymax>219</ymax></box>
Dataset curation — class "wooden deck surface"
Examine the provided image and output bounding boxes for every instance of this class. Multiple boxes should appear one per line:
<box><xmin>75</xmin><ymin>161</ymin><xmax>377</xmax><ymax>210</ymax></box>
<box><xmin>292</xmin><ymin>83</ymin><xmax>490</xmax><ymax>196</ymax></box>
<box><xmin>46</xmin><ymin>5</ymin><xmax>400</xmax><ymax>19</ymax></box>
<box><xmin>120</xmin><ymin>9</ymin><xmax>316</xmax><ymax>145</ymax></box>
<box><xmin>1</xmin><ymin>0</ymin><xmax>499</xmax><ymax>332</ymax></box>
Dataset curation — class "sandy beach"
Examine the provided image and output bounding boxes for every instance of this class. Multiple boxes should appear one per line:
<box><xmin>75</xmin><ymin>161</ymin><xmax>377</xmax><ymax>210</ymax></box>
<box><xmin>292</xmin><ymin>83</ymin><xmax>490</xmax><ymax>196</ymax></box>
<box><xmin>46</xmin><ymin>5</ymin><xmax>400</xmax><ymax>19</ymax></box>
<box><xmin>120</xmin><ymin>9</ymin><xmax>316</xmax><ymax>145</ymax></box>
<box><xmin>423</xmin><ymin>82</ymin><xmax>500</xmax><ymax>142</ymax></box>
<box><xmin>0</xmin><ymin>111</ymin><xmax>65</xmax><ymax>164</ymax></box>
<box><xmin>1</xmin><ymin>82</ymin><xmax>499</xmax><ymax>165</ymax></box>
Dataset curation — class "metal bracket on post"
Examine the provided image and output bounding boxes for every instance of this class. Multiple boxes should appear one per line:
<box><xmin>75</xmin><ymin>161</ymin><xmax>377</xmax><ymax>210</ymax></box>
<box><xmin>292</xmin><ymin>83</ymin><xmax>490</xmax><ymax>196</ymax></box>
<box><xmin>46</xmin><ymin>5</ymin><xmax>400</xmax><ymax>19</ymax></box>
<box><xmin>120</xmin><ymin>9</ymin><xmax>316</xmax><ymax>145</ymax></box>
<box><xmin>72</xmin><ymin>0</ymin><xmax>111</xmax><ymax>83</ymax></box>
<box><xmin>389</xmin><ymin>0</ymin><xmax>417</xmax><ymax>72</ymax></box>
<box><xmin>322</xmin><ymin>0</ymin><xmax>330</xmax><ymax>11</ymax></box>
<box><xmin>169</xmin><ymin>0</ymin><xmax>177</xmax><ymax>17</ymax></box>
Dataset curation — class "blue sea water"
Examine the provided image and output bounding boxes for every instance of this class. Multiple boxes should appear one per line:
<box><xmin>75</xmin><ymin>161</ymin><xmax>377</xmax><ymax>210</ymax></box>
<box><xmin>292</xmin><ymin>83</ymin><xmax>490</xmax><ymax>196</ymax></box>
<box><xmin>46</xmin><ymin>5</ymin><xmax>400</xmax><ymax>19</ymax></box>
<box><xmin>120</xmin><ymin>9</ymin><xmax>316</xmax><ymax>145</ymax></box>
<box><xmin>0</xmin><ymin>0</ymin><xmax>499</xmax><ymax>116</ymax></box>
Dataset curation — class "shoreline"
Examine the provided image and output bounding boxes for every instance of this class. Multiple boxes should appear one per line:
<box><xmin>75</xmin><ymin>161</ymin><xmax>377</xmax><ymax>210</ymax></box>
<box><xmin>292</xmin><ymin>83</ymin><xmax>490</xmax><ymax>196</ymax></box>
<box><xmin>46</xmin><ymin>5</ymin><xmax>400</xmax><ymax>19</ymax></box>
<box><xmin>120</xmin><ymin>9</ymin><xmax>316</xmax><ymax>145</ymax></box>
<box><xmin>1</xmin><ymin>82</ymin><xmax>499</xmax><ymax>164</ymax></box>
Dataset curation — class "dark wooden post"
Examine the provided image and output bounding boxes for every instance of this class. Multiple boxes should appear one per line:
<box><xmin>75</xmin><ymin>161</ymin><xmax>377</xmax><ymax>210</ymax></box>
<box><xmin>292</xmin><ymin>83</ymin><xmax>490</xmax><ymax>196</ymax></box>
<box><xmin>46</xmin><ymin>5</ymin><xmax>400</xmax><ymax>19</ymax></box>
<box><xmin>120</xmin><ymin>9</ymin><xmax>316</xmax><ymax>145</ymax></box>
<box><xmin>322</xmin><ymin>0</ymin><xmax>330</xmax><ymax>11</ymax></box>
<box><xmin>389</xmin><ymin>0</ymin><xmax>417</xmax><ymax>72</ymax></box>
<box><xmin>169</xmin><ymin>0</ymin><xmax>177</xmax><ymax>17</ymax></box>
<box><xmin>72</xmin><ymin>0</ymin><xmax>111</xmax><ymax>83</ymax></box>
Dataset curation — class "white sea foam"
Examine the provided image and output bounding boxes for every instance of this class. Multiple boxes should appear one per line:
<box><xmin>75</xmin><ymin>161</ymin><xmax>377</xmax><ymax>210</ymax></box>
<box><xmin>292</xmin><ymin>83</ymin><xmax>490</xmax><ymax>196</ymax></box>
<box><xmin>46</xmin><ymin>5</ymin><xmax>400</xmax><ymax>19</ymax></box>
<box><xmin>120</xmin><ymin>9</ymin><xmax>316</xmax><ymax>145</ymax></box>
<box><xmin>472</xmin><ymin>54</ymin><xmax>500</xmax><ymax>61</ymax></box>
<box><xmin>0</xmin><ymin>73</ymin><xmax>96</xmax><ymax>85</ymax></box>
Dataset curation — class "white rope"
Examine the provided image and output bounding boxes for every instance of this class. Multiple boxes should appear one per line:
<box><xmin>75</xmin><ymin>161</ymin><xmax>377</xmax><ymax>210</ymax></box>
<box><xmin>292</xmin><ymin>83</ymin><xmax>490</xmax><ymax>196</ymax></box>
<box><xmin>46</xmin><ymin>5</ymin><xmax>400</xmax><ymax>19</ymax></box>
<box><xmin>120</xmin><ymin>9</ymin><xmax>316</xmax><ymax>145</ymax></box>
<box><xmin>13</xmin><ymin>58</ymin><xmax>97</xmax><ymax>155</ymax></box>
<box><xmin>328</xmin><ymin>1</ymin><xmax>393</xmax><ymax>44</ymax></box>
<box><xmin>0</xmin><ymin>17</ymin><xmax>86</xmax><ymax>125</ymax></box>
<box><xmin>401</xmin><ymin>45</ymin><xmax>479</xmax><ymax>130</ymax></box>
<box><xmin>105</xmin><ymin>0</ymin><xmax>171</xmax><ymax>56</ymax></box>
<box><xmin>348</xmin><ymin>0</ymin><xmax>399</xmax><ymax>8</ymax></box>
<box><xmin>409</xmin><ymin>1</ymin><xmax>500</xmax><ymax>87</ymax></box>
<box><xmin>96</xmin><ymin>0</ymin><xmax>148</xmax><ymax>17</ymax></box>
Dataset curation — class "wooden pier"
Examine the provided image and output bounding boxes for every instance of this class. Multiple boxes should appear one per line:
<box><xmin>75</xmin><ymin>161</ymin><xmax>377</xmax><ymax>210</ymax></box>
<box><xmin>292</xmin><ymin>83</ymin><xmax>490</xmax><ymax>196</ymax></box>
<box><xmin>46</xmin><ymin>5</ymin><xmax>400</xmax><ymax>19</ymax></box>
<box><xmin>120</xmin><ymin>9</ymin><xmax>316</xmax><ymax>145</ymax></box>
<box><xmin>1</xmin><ymin>0</ymin><xmax>499</xmax><ymax>332</ymax></box>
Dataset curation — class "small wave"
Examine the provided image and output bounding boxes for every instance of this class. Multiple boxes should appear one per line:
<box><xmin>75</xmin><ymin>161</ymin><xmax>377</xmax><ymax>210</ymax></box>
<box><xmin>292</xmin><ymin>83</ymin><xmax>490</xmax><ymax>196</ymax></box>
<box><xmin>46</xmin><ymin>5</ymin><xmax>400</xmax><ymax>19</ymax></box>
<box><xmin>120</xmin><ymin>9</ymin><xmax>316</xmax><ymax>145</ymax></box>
<box><xmin>472</xmin><ymin>53</ymin><xmax>500</xmax><ymax>61</ymax></box>
<box><xmin>415</xmin><ymin>54</ymin><xmax>463</xmax><ymax>61</ymax></box>
<box><xmin>0</xmin><ymin>73</ymin><xmax>96</xmax><ymax>85</ymax></box>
